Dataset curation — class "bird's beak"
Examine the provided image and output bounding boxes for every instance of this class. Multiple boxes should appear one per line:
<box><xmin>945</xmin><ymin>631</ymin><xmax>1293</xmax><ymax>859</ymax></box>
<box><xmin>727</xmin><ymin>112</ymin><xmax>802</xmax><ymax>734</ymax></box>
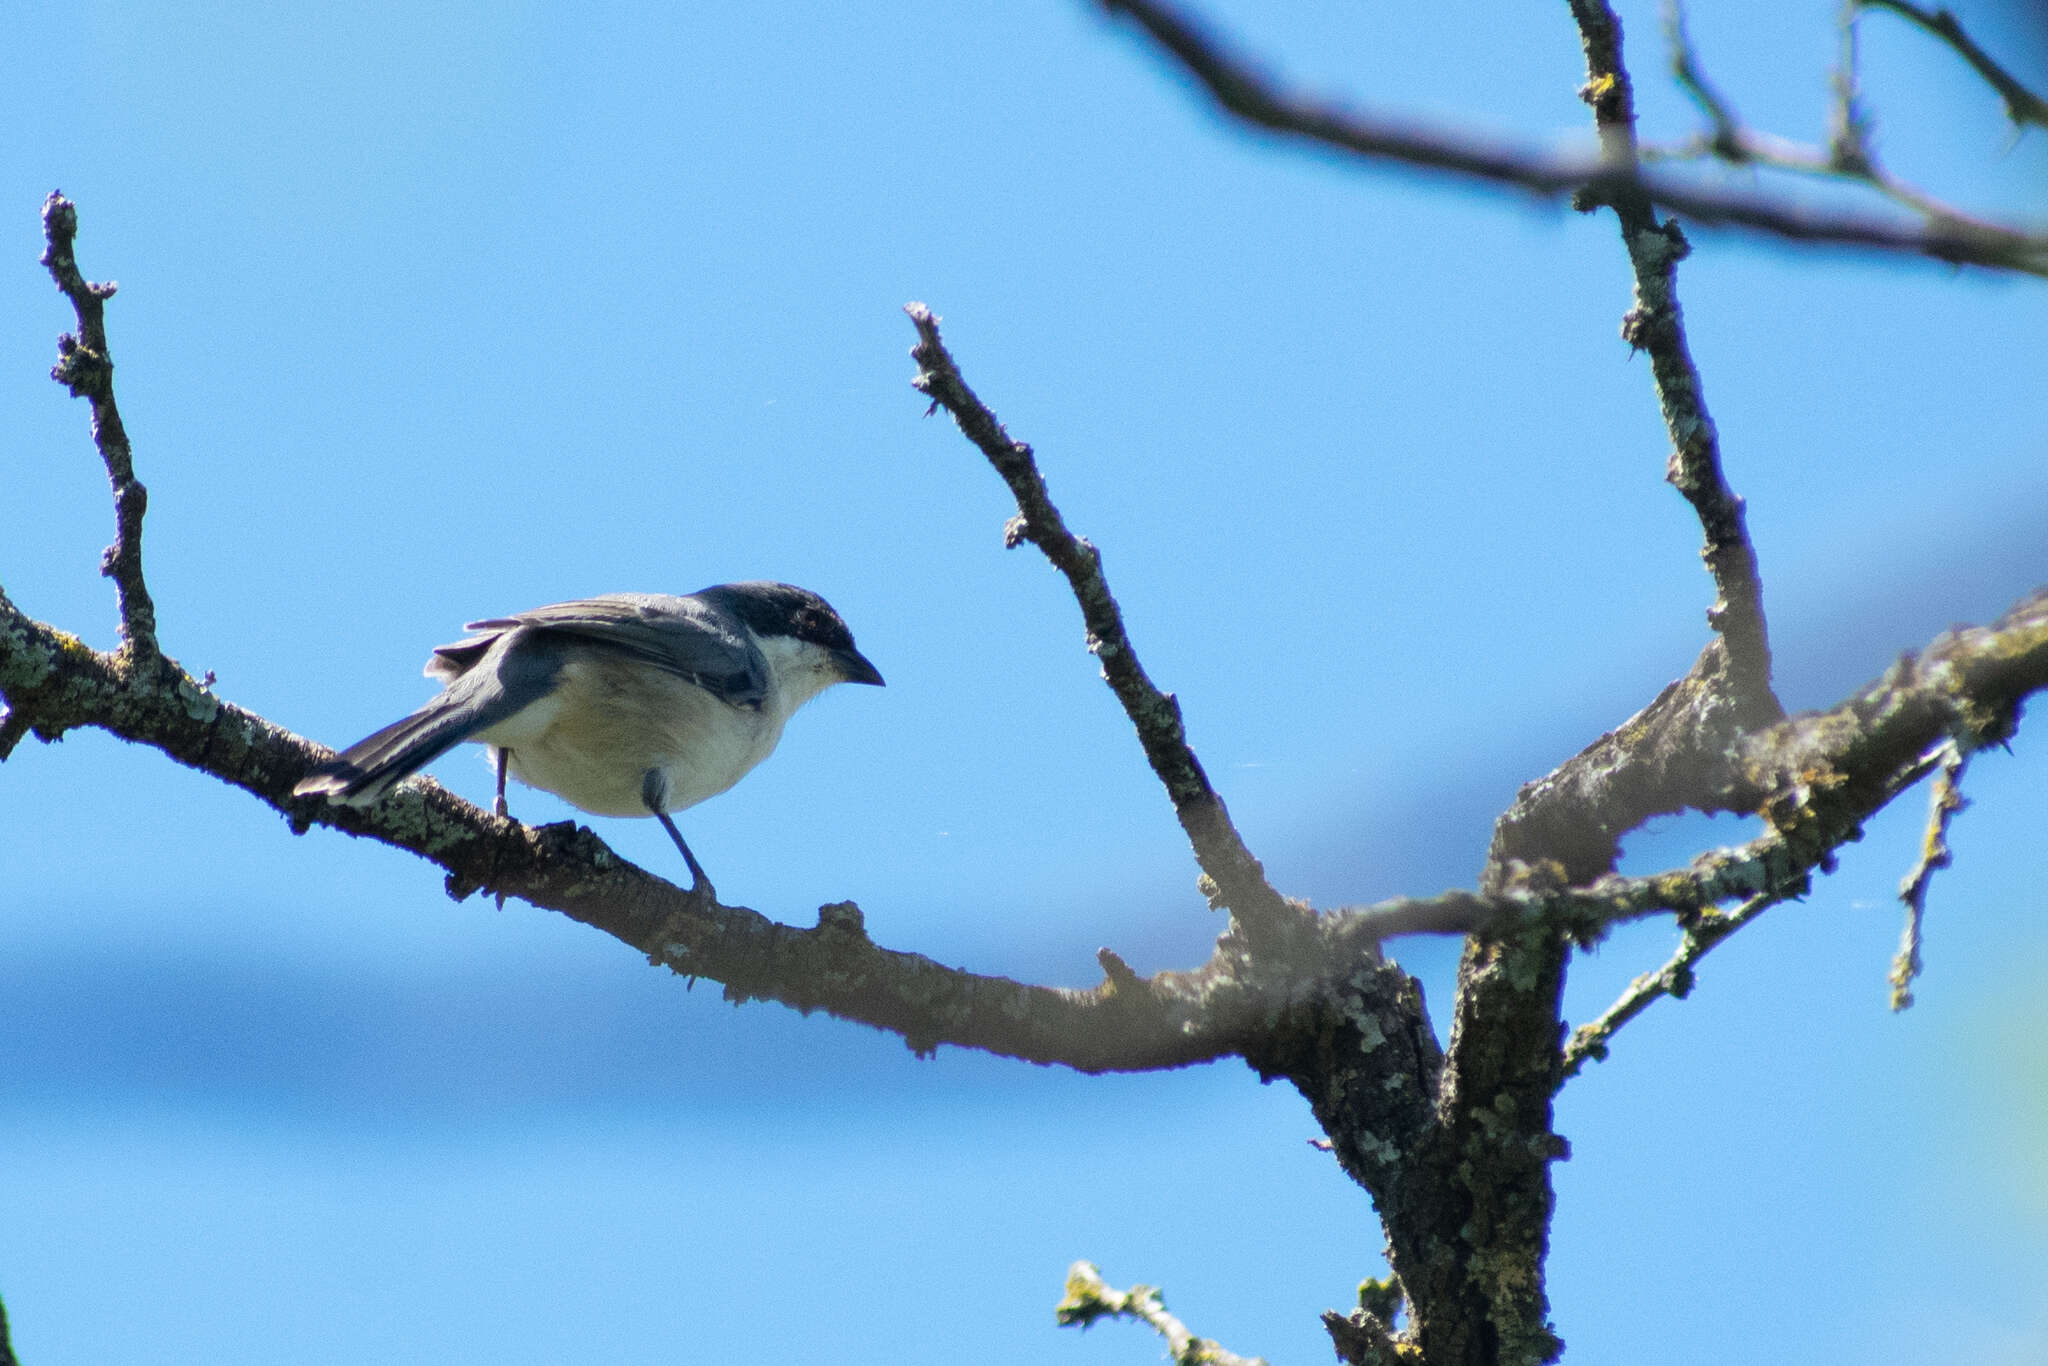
<box><xmin>835</xmin><ymin>647</ymin><xmax>885</xmax><ymax>687</ymax></box>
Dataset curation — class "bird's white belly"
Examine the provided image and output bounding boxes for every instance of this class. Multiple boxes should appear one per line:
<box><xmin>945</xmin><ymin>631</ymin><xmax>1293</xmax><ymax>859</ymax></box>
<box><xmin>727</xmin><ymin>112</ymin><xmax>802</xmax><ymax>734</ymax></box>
<box><xmin>474</xmin><ymin>654</ymin><xmax>785</xmax><ymax>818</ymax></box>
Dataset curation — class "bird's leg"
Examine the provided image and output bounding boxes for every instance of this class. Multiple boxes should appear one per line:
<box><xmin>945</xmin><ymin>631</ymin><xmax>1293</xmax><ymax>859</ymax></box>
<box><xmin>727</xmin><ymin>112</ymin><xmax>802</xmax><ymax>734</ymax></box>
<box><xmin>655</xmin><ymin>810</ymin><xmax>714</xmax><ymax>902</ymax></box>
<box><xmin>493</xmin><ymin>748</ymin><xmax>511</xmax><ymax>819</ymax></box>
<box><xmin>642</xmin><ymin>768</ymin><xmax>714</xmax><ymax>903</ymax></box>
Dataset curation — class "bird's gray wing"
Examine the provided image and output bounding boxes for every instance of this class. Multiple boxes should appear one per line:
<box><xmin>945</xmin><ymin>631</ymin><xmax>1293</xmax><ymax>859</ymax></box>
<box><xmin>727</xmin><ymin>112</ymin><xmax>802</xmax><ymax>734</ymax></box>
<box><xmin>459</xmin><ymin>592</ymin><xmax>770</xmax><ymax>708</ymax></box>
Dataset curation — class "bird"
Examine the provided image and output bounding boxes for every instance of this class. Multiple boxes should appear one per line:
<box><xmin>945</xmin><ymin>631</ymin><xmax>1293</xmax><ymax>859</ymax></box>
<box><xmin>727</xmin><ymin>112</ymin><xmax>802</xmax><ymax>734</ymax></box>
<box><xmin>293</xmin><ymin>581</ymin><xmax>883</xmax><ymax>900</ymax></box>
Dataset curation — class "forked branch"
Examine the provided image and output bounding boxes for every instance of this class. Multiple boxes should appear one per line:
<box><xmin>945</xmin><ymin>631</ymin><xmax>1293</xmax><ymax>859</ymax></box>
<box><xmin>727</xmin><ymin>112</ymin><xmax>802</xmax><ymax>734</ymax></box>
<box><xmin>1649</xmin><ymin>1</ymin><xmax>2037</xmax><ymax>240</ymax></box>
<box><xmin>1093</xmin><ymin>0</ymin><xmax>2048</xmax><ymax>277</ymax></box>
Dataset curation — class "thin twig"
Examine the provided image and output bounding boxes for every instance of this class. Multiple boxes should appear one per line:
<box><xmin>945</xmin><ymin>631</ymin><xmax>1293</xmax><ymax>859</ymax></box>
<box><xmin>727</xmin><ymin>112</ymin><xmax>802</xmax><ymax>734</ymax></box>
<box><xmin>1664</xmin><ymin>0</ymin><xmax>1744</xmax><ymax>157</ymax></box>
<box><xmin>1859</xmin><ymin>0</ymin><xmax>2048</xmax><ymax>132</ymax></box>
<box><xmin>1559</xmin><ymin>889</ymin><xmax>1788</xmax><ymax>1078</ymax></box>
<box><xmin>1831</xmin><ymin>0</ymin><xmax>1877</xmax><ymax>175</ymax></box>
<box><xmin>1093</xmin><ymin>0</ymin><xmax>2048</xmax><ymax>276</ymax></box>
<box><xmin>904</xmin><ymin>304</ymin><xmax>1297</xmax><ymax>941</ymax></box>
<box><xmin>1890</xmin><ymin>744</ymin><xmax>1969</xmax><ymax>1010</ymax></box>
<box><xmin>1057</xmin><ymin>1261</ymin><xmax>1269</xmax><ymax>1366</ymax></box>
<box><xmin>39</xmin><ymin>192</ymin><xmax>160</xmax><ymax>659</ymax></box>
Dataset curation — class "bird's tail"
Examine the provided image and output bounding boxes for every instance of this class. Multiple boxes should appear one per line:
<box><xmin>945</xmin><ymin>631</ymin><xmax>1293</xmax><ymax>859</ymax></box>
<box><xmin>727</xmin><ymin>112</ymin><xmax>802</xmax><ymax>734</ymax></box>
<box><xmin>293</xmin><ymin>694</ymin><xmax>491</xmax><ymax>808</ymax></box>
<box><xmin>294</xmin><ymin>630</ymin><xmax>555</xmax><ymax>808</ymax></box>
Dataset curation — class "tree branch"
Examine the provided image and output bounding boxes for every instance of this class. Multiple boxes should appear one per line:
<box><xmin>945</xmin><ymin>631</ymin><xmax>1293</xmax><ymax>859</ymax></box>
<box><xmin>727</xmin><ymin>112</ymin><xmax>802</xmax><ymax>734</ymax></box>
<box><xmin>1554</xmin><ymin>684</ymin><xmax>1987</xmax><ymax>1068</ymax></box>
<box><xmin>1889</xmin><ymin>743</ymin><xmax>1968</xmax><ymax>1011</ymax></box>
<box><xmin>1559</xmin><ymin>887</ymin><xmax>1788</xmax><ymax>1079</ymax></box>
<box><xmin>904</xmin><ymin>303</ymin><xmax>1301</xmax><ymax>946</ymax></box>
<box><xmin>1859</xmin><ymin>0</ymin><xmax>2048</xmax><ymax>132</ymax></box>
<box><xmin>1483</xmin><ymin>640</ymin><xmax>1761</xmax><ymax>887</ymax></box>
<box><xmin>1567</xmin><ymin>0</ymin><xmax>1782</xmax><ymax>729</ymax></box>
<box><xmin>1057</xmin><ymin>1261</ymin><xmax>1270</xmax><ymax>1366</ymax></box>
<box><xmin>1091</xmin><ymin>0</ymin><xmax>2048</xmax><ymax>277</ymax></box>
<box><xmin>1646</xmin><ymin>3</ymin><xmax>2028</xmax><ymax>241</ymax></box>
<box><xmin>40</xmin><ymin>191</ymin><xmax>160</xmax><ymax>660</ymax></box>
<box><xmin>1331</xmin><ymin>586</ymin><xmax>2048</xmax><ymax>951</ymax></box>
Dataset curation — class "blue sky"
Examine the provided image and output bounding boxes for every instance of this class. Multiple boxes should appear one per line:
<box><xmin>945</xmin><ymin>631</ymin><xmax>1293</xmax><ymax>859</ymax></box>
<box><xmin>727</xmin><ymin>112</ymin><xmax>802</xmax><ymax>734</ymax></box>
<box><xmin>4</xmin><ymin>2</ymin><xmax>2046</xmax><ymax>1363</ymax></box>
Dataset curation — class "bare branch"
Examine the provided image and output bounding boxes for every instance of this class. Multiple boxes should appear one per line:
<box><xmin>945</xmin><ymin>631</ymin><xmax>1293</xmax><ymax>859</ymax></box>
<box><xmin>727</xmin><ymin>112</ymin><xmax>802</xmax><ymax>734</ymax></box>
<box><xmin>1646</xmin><ymin>3</ymin><xmax>2030</xmax><ymax>233</ymax></box>
<box><xmin>1057</xmin><ymin>1261</ymin><xmax>1269</xmax><ymax>1366</ymax></box>
<box><xmin>1567</xmin><ymin>0</ymin><xmax>1782</xmax><ymax>731</ymax></box>
<box><xmin>904</xmin><ymin>304</ymin><xmax>1300</xmax><ymax>944</ymax></box>
<box><xmin>1092</xmin><ymin>0</ymin><xmax>2048</xmax><ymax>276</ymax></box>
<box><xmin>1664</xmin><ymin>0</ymin><xmax>1745</xmax><ymax>157</ymax></box>
<box><xmin>1559</xmin><ymin>888</ymin><xmax>1788</xmax><ymax>1079</ymax></box>
<box><xmin>39</xmin><ymin>192</ymin><xmax>160</xmax><ymax>659</ymax></box>
<box><xmin>1859</xmin><ymin>0</ymin><xmax>2048</xmax><ymax>132</ymax></box>
<box><xmin>1890</xmin><ymin>744</ymin><xmax>1968</xmax><ymax>1010</ymax></box>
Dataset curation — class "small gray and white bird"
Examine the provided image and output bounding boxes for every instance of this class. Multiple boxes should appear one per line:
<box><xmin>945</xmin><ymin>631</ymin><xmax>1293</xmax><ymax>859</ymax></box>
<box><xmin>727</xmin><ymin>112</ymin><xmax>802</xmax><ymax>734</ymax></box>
<box><xmin>293</xmin><ymin>581</ymin><xmax>883</xmax><ymax>898</ymax></box>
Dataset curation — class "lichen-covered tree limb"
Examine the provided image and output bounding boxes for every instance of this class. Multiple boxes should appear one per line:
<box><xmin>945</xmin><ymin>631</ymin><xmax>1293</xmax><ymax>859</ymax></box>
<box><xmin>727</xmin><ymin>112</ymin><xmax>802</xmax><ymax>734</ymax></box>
<box><xmin>0</xmin><ymin>572</ymin><xmax>1336</xmax><ymax>1073</ymax></box>
<box><xmin>1279</xmin><ymin>0</ymin><xmax>2046</xmax><ymax>1336</ymax></box>
<box><xmin>1056</xmin><ymin>1261</ymin><xmax>1270</xmax><ymax>1366</ymax></box>
<box><xmin>905</xmin><ymin>303</ymin><xmax>1302</xmax><ymax>948</ymax></box>
<box><xmin>1555</xmin><ymin>632</ymin><xmax>2007</xmax><ymax>1064</ymax></box>
<box><xmin>1313</xmin><ymin>590</ymin><xmax>2048</xmax><ymax>968</ymax></box>
<box><xmin>1303</xmin><ymin>6</ymin><xmax>1765</xmax><ymax>1355</ymax></box>
<box><xmin>1090</xmin><ymin>0</ymin><xmax>2048</xmax><ymax>277</ymax></box>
